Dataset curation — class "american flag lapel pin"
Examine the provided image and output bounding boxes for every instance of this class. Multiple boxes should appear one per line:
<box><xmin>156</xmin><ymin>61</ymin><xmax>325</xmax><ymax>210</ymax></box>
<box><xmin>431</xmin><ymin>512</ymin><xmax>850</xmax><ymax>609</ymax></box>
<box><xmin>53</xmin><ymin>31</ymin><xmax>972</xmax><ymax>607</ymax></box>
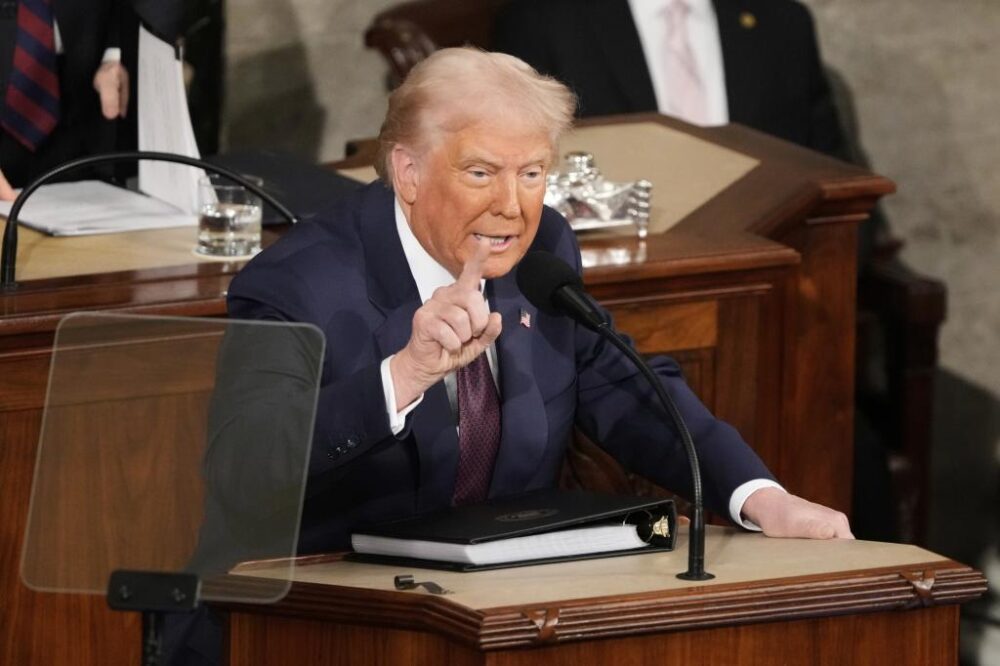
<box><xmin>519</xmin><ymin>308</ymin><xmax>532</xmax><ymax>329</ymax></box>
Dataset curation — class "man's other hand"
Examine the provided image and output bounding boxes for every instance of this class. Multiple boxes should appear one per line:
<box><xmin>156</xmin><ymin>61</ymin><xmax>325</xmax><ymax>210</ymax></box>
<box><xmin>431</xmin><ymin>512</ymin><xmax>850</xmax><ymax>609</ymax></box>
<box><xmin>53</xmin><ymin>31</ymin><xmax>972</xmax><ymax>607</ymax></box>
<box><xmin>391</xmin><ymin>238</ymin><xmax>503</xmax><ymax>408</ymax></box>
<box><xmin>93</xmin><ymin>62</ymin><xmax>129</xmax><ymax>119</ymax></box>
<box><xmin>0</xmin><ymin>169</ymin><xmax>16</xmax><ymax>201</ymax></box>
<box><xmin>742</xmin><ymin>487</ymin><xmax>854</xmax><ymax>539</ymax></box>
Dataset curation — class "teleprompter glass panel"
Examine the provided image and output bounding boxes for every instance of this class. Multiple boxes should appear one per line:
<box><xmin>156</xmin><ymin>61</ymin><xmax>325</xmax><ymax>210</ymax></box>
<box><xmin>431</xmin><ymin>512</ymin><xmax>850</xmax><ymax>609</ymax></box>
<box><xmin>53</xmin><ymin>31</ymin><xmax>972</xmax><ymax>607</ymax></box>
<box><xmin>21</xmin><ymin>313</ymin><xmax>325</xmax><ymax>604</ymax></box>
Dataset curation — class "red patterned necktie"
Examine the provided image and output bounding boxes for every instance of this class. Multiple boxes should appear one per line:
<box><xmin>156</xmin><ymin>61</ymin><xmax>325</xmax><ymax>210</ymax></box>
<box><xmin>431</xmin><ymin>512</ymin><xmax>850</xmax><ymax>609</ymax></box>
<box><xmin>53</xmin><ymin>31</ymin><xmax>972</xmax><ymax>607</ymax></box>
<box><xmin>452</xmin><ymin>351</ymin><xmax>501</xmax><ymax>505</ymax></box>
<box><xmin>2</xmin><ymin>0</ymin><xmax>60</xmax><ymax>151</ymax></box>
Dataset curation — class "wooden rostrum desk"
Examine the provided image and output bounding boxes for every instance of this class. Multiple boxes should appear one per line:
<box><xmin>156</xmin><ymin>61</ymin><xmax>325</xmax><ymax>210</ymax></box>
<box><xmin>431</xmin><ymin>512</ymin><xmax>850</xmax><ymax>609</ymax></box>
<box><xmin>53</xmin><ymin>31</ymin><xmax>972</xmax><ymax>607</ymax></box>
<box><xmin>220</xmin><ymin>527</ymin><xmax>987</xmax><ymax>665</ymax></box>
<box><xmin>0</xmin><ymin>114</ymin><xmax>927</xmax><ymax>665</ymax></box>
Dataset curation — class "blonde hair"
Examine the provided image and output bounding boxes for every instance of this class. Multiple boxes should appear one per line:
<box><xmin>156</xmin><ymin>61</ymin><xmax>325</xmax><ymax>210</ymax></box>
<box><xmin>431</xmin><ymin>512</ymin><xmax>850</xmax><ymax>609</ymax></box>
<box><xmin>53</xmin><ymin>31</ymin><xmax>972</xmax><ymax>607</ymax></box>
<box><xmin>375</xmin><ymin>48</ymin><xmax>577</xmax><ymax>184</ymax></box>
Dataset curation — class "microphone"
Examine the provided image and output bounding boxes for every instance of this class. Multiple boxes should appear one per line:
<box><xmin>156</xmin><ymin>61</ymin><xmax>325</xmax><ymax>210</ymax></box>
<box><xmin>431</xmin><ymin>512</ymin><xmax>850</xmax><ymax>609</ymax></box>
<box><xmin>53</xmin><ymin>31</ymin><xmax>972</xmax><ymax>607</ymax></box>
<box><xmin>516</xmin><ymin>250</ymin><xmax>714</xmax><ymax>580</ymax></box>
<box><xmin>1</xmin><ymin>151</ymin><xmax>301</xmax><ymax>291</ymax></box>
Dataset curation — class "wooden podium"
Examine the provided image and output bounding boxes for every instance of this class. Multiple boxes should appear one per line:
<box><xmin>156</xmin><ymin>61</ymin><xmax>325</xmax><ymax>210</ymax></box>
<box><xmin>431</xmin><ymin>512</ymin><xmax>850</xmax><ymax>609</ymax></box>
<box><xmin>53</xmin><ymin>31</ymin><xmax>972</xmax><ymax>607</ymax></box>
<box><xmin>221</xmin><ymin>528</ymin><xmax>986</xmax><ymax>665</ymax></box>
<box><xmin>0</xmin><ymin>115</ymin><xmax>909</xmax><ymax>665</ymax></box>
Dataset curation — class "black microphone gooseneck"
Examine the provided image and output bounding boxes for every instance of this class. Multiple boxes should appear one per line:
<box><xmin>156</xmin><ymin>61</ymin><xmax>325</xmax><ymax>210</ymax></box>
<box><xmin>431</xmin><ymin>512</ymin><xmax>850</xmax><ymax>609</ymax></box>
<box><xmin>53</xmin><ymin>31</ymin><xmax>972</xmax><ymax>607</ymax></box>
<box><xmin>516</xmin><ymin>251</ymin><xmax>714</xmax><ymax>580</ymax></box>
<box><xmin>1</xmin><ymin>150</ymin><xmax>301</xmax><ymax>291</ymax></box>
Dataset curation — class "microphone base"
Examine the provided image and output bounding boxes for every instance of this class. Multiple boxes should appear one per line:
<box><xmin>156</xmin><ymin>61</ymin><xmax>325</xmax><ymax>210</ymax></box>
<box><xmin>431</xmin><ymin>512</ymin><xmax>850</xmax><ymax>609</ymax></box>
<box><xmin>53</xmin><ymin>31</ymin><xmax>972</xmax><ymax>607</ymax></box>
<box><xmin>677</xmin><ymin>570</ymin><xmax>715</xmax><ymax>581</ymax></box>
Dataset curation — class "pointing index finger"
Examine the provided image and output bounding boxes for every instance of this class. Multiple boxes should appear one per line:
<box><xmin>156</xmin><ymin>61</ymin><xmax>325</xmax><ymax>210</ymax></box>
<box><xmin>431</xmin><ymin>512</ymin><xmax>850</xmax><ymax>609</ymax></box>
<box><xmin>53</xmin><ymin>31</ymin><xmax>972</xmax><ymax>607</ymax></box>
<box><xmin>458</xmin><ymin>237</ymin><xmax>491</xmax><ymax>291</ymax></box>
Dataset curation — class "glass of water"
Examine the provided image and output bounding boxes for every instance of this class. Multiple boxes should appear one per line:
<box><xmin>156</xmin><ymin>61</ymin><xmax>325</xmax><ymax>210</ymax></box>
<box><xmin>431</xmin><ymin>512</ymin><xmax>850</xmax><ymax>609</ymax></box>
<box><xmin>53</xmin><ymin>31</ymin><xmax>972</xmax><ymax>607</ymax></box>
<box><xmin>196</xmin><ymin>175</ymin><xmax>263</xmax><ymax>257</ymax></box>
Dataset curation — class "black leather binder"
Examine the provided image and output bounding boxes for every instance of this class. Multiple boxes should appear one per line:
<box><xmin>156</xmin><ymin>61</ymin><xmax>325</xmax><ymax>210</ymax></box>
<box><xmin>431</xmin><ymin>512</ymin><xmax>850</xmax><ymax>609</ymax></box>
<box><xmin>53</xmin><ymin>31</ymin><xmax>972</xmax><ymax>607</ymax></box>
<box><xmin>349</xmin><ymin>489</ymin><xmax>676</xmax><ymax>572</ymax></box>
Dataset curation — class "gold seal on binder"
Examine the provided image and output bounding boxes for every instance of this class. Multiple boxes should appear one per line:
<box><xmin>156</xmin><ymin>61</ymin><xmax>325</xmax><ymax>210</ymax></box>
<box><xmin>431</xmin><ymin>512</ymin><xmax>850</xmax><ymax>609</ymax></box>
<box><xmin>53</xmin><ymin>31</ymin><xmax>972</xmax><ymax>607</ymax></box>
<box><xmin>651</xmin><ymin>516</ymin><xmax>671</xmax><ymax>539</ymax></box>
<box><xmin>628</xmin><ymin>509</ymin><xmax>673</xmax><ymax>544</ymax></box>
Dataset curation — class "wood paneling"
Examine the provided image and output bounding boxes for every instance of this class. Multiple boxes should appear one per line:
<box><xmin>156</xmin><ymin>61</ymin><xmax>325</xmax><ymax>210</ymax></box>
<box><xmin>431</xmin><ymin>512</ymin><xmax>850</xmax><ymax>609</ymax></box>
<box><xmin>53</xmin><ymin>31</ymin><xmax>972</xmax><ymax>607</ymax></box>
<box><xmin>484</xmin><ymin>607</ymin><xmax>959</xmax><ymax>666</ymax></box>
<box><xmin>712</xmin><ymin>293</ymin><xmax>763</xmax><ymax>443</ymax></box>
<box><xmin>0</xmin><ymin>349</ymin><xmax>50</xmax><ymax>410</ymax></box>
<box><xmin>21</xmin><ymin>393</ymin><xmax>212</xmax><ymax>590</ymax></box>
<box><xmin>229</xmin><ymin>615</ymin><xmax>485</xmax><ymax>666</ymax></box>
<box><xmin>777</xmin><ymin>218</ymin><xmax>859</xmax><ymax>510</ymax></box>
<box><xmin>0</xmin><ymin>407</ymin><xmax>141</xmax><ymax>666</ymax></box>
<box><xmin>612</xmin><ymin>300</ymin><xmax>718</xmax><ymax>352</ymax></box>
<box><xmin>229</xmin><ymin>606</ymin><xmax>959</xmax><ymax>666</ymax></box>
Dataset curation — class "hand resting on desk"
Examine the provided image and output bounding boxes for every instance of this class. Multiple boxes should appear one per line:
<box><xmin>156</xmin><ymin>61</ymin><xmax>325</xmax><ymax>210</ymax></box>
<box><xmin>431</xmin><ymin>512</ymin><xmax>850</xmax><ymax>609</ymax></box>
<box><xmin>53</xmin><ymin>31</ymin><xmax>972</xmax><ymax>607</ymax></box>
<box><xmin>743</xmin><ymin>487</ymin><xmax>854</xmax><ymax>539</ymax></box>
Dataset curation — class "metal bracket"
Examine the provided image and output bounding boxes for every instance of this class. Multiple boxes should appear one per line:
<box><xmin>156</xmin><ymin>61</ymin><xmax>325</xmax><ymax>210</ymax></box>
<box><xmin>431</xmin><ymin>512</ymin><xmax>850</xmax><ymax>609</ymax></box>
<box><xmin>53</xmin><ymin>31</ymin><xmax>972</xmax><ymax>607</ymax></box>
<box><xmin>902</xmin><ymin>569</ymin><xmax>937</xmax><ymax>607</ymax></box>
<box><xmin>107</xmin><ymin>570</ymin><xmax>201</xmax><ymax>613</ymax></box>
<box><xmin>393</xmin><ymin>574</ymin><xmax>452</xmax><ymax>595</ymax></box>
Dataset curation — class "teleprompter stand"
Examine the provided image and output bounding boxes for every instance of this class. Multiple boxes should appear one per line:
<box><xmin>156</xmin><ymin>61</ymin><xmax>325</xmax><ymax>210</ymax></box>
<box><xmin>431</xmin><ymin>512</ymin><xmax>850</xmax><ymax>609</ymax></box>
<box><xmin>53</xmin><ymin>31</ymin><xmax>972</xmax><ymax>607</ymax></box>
<box><xmin>19</xmin><ymin>314</ymin><xmax>325</xmax><ymax>666</ymax></box>
<box><xmin>107</xmin><ymin>571</ymin><xmax>200</xmax><ymax>666</ymax></box>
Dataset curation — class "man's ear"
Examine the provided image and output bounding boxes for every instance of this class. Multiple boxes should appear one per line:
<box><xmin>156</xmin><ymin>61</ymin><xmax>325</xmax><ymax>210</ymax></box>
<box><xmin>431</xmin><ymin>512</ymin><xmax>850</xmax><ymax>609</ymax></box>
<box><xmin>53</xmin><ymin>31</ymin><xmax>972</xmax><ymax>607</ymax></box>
<box><xmin>390</xmin><ymin>145</ymin><xmax>420</xmax><ymax>205</ymax></box>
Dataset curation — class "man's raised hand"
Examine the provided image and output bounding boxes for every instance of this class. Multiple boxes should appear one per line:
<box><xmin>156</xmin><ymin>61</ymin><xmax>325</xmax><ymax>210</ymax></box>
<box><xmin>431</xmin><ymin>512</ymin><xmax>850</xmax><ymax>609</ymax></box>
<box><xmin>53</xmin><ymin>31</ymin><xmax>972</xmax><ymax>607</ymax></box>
<box><xmin>390</xmin><ymin>239</ymin><xmax>503</xmax><ymax>408</ymax></box>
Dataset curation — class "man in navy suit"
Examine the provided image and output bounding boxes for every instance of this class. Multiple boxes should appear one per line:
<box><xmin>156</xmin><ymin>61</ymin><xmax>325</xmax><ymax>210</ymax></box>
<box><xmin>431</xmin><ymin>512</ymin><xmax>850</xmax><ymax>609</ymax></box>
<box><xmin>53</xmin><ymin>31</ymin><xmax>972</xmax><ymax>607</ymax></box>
<box><xmin>227</xmin><ymin>47</ymin><xmax>852</xmax><ymax>557</ymax></box>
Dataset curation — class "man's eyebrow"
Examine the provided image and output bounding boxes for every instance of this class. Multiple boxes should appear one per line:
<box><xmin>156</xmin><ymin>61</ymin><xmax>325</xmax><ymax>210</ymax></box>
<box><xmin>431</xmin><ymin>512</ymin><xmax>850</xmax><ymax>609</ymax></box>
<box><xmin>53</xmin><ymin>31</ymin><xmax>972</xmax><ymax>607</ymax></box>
<box><xmin>520</xmin><ymin>153</ymin><xmax>550</xmax><ymax>167</ymax></box>
<box><xmin>457</xmin><ymin>152</ymin><xmax>551</xmax><ymax>170</ymax></box>
<box><xmin>457</xmin><ymin>152</ymin><xmax>502</xmax><ymax>170</ymax></box>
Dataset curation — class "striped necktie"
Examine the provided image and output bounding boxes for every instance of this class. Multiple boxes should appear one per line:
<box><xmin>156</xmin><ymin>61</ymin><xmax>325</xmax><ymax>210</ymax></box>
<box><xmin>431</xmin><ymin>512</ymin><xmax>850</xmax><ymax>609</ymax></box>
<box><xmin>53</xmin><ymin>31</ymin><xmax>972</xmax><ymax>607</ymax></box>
<box><xmin>451</xmin><ymin>351</ymin><xmax>502</xmax><ymax>505</ymax></box>
<box><xmin>2</xmin><ymin>0</ymin><xmax>60</xmax><ymax>151</ymax></box>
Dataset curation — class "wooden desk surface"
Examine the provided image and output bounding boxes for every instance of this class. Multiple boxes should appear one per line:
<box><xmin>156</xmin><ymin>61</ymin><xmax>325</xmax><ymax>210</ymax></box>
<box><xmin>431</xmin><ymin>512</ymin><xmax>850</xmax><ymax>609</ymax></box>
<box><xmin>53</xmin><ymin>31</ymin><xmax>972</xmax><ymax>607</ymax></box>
<box><xmin>231</xmin><ymin>526</ymin><xmax>963</xmax><ymax>612</ymax></box>
<box><xmin>13</xmin><ymin>225</ymin><xmax>234</xmax><ymax>281</ymax></box>
<box><xmin>223</xmin><ymin>526</ymin><xmax>986</xmax><ymax>655</ymax></box>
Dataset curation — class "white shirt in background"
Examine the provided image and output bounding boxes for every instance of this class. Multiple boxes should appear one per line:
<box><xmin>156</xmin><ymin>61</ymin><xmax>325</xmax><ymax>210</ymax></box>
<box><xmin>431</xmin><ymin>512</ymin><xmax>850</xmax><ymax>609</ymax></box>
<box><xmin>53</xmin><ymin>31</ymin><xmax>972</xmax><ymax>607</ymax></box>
<box><xmin>627</xmin><ymin>0</ymin><xmax>729</xmax><ymax>126</ymax></box>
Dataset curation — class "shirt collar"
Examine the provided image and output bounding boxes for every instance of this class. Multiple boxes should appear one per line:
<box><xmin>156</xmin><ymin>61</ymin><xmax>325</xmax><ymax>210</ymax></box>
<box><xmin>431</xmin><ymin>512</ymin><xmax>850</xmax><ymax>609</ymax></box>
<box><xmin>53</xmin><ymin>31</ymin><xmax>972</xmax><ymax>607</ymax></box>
<box><xmin>394</xmin><ymin>197</ymin><xmax>485</xmax><ymax>302</ymax></box>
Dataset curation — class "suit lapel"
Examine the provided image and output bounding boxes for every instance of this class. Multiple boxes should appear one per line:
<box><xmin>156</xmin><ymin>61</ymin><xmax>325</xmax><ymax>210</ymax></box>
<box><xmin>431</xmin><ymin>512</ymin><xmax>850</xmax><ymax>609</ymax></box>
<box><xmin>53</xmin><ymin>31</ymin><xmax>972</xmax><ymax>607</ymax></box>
<box><xmin>585</xmin><ymin>0</ymin><xmax>658</xmax><ymax>112</ymax></box>
<box><xmin>713</xmin><ymin>0</ymin><xmax>758</xmax><ymax>123</ymax></box>
<box><xmin>486</xmin><ymin>273</ymin><xmax>548</xmax><ymax>498</ymax></box>
<box><xmin>362</xmin><ymin>185</ymin><xmax>459</xmax><ymax>511</ymax></box>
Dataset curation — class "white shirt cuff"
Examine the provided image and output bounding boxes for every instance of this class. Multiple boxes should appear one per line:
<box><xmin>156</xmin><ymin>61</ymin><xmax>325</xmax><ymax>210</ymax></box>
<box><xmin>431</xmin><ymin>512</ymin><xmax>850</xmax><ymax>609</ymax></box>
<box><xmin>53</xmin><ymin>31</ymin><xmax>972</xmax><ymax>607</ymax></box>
<box><xmin>728</xmin><ymin>479</ymin><xmax>785</xmax><ymax>530</ymax></box>
<box><xmin>380</xmin><ymin>355</ymin><xmax>423</xmax><ymax>436</ymax></box>
<box><xmin>101</xmin><ymin>48</ymin><xmax>122</xmax><ymax>63</ymax></box>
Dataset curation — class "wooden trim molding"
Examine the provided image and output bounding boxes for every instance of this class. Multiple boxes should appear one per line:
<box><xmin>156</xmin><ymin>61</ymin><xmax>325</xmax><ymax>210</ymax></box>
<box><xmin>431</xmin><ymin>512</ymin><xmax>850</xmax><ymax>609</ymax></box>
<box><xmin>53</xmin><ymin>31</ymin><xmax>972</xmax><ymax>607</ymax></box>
<box><xmin>222</xmin><ymin>561</ymin><xmax>985</xmax><ymax>651</ymax></box>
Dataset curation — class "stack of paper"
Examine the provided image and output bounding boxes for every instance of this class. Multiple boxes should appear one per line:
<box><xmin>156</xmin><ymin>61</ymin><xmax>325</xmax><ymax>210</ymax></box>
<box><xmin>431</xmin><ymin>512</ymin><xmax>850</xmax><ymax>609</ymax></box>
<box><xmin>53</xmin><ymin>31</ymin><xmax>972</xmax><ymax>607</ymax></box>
<box><xmin>0</xmin><ymin>181</ymin><xmax>196</xmax><ymax>236</ymax></box>
<box><xmin>137</xmin><ymin>24</ymin><xmax>204</xmax><ymax>214</ymax></box>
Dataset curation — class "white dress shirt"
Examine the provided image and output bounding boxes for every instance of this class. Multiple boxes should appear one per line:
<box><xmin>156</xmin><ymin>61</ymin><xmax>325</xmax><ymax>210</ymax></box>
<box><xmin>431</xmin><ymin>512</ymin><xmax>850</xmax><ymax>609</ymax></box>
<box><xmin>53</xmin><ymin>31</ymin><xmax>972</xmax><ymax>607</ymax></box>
<box><xmin>380</xmin><ymin>197</ymin><xmax>781</xmax><ymax>528</ymax></box>
<box><xmin>627</xmin><ymin>0</ymin><xmax>729</xmax><ymax>126</ymax></box>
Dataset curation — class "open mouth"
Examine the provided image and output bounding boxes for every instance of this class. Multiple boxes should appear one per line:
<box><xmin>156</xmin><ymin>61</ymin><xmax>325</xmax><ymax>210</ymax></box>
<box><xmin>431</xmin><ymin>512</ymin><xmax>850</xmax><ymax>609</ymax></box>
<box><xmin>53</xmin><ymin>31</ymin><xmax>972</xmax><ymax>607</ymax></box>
<box><xmin>473</xmin><ymin>233</ymin><xmax>516</xmax><ymax>250</ymax></box>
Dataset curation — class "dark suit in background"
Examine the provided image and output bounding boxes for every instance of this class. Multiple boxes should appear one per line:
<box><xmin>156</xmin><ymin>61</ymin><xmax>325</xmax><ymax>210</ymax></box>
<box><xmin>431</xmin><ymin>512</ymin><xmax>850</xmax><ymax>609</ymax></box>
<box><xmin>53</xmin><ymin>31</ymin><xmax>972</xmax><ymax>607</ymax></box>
<box><xmin>494</xmin><ymin>0</ymin><xmax>848</xmax><ymax>159</ymax></box>
<box><xmin>0</xmin><ymin>0</ymin><xmax>119</xmax><ymax>187</ymax></box>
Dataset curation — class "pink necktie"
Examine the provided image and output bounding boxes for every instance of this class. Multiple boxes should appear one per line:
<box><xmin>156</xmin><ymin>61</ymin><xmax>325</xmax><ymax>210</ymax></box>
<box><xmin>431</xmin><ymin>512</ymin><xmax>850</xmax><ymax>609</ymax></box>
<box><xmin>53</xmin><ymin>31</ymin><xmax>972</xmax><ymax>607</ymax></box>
<box><xmin>452</xmin><ymin>351</ymin><xmax>501</xmax><ymax>505</ymax></box>
<box><xmin>663</xmin><ymin>0</ymin><xmax>708</xmax><ymax>125</ymax></box>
